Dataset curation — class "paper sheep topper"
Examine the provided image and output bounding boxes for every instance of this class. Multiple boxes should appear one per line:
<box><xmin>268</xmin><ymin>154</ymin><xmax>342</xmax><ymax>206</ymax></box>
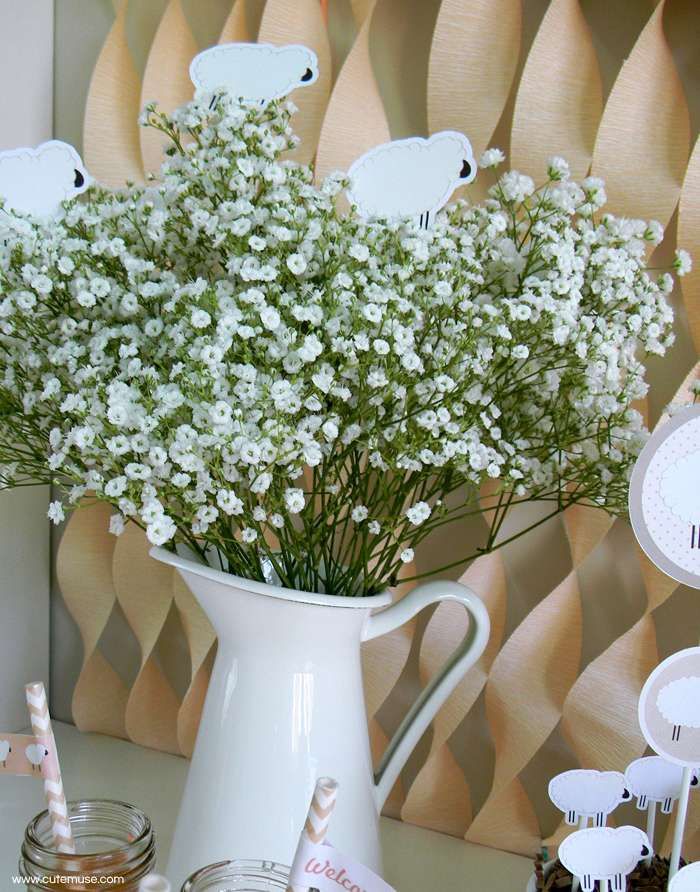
<box><xmin>558</xmin><ymin>826</ymin><xmax>651</xmax><ymax>892</ymax></box>
<box><xmin>0</xmin><ymin>140</ymin><xmax>90</xmax><ymax>220</ymax></box>
<box><xmin>629</xmin><ymin>405</ymin><xmax>700</xmax><ymax>588</ymax></box>
<box><xmin>639</xmin><ymin>646</ymin><xmax>700</xmax><ymax>767</ymax></box>
<box><xmin>189</xmin><ymin>42</ymin><xmax>318</xmax><ymax>105</ymax></box>
<box><xmin>669</xmin><ymin>861</ymin><xmax>700</xmax><ymax>891</ymax></box>
<box><xmin>548</xmin><ymin>769</ymin><xmax>631</xmax><ymax>828</ymax></box>
<box><xmin>346</xmin><ymin>131</ymin><xmax>477</xmax><ymax>229</ymax></box>
<box><xmin>625</xmin><ymin>756</ymin><xmax>699</xmax><ymax>814</ymax></box>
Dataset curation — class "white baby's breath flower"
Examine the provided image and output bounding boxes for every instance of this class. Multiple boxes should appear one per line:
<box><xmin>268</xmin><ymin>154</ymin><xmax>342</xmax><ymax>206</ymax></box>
<box><xmin>479</xmin><ymin>148</ymin><xmax>505</xmax><ymax>169</ymax></box>
<box><xmin>286</xmin><ymin>253</ymin><xmax>307</xmax><ymax>275</ymax></box>
<box><xmin>547</xmin><ymin>156</ymin><xmax>570</xmax><ymax>181</ymax></box>
<box><xmin>109</xmin><ymin>514</ymin><xmax>126</xmax><ymax>536</ymax></box>
<box><xmin>0</xmin><ymin>94</ymin><xmax>676</xmax><ymax>598</ymax></box>
<box><xmin>674</xmin><ymin>249</ymin><xmax>692</xmax><ymax>276</ymax></box>
<box><xmin>405</xmin><ymin>501</ymin><xmax>431</xmax><ymax>526</ymax></box>
<box><xmin>284</xmin><ymin>488</ymin><xmax>305</xmax><ymax>514</ymax></box>
<box><xmin>47</xmin><ymin>501</ymin><xmax>65</xmax><ymax>524</ymax></box>
<box><xmin>146</xmin><ymin>515</ymin><xmax>177</xmax><ymax>546</ymax></box>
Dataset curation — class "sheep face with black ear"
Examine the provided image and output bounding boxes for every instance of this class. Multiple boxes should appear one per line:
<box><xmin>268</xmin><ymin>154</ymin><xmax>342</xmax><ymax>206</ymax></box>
<box><xmin>346</xmin><ymin>131</ymin><xmax>477</xmax><ymax>230</ymax></box>
<box><xmin>190</xmin><ymin>42</ymin><xmax>319</xmax><ymax>106</ymax></box>
<box><xmin>0</xmin><ymin>140</ymin><xmax>90</xmax><ymax>221</ymax></box>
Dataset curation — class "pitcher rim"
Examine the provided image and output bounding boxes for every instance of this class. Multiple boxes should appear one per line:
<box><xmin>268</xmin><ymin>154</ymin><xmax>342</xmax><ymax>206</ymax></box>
<box><xmin>149</xmin><ymin>544</ymin><xmax>394</xmax><ymax>609</ymax></box>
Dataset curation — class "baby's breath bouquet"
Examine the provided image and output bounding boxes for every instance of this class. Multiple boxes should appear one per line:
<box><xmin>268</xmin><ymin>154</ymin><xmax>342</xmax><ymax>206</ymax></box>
<box><xmin>0</xmin><ymin>94</ymin><xmax>688</xmax><ymax>595</ymax></box>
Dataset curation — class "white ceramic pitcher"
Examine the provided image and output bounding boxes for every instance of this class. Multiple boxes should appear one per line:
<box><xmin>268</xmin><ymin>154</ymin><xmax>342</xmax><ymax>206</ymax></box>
<box><xmin>151</xmin><ymin>546</ymin><xmax>490</xmax><ymax>887</ymax></box>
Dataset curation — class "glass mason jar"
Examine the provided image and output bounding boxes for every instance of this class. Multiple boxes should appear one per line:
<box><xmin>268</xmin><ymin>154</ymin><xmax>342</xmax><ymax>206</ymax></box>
<box><xmin>181</xmin><ymin>860</ymin><xmax>290</xmax><ymax>891</ymax></box>
<box><xmin>19</xmin><ymin>799</ymin><xmax>156</xmax><ymax>890</ymax></box>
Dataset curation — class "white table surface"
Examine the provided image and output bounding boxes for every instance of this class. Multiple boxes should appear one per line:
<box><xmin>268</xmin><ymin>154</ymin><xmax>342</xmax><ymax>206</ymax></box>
<box><xmin>0</xmin><ymin>722</ymin><xmax>532</xmax><ymax>890</ymax></box>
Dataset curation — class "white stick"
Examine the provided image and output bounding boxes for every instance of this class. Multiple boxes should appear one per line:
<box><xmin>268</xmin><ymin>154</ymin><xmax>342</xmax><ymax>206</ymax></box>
<box><xmin>571</xmin><ymin>816</ymin><xmax>587</xmax><ymax>892</ymax></box>
<box><xmin>138</xmin><ymin>876</ymin><xmax>171</xmax><ymax>892</ymax></box>
<box><xmin>645</xmin><ymin>802</ymin><xmax>656</xmax><ymax>867</ymax></box>
<box><xmin>669</xmin><ymin>766</ymin><xmax>692</xmax><ymax>884</ymax></box>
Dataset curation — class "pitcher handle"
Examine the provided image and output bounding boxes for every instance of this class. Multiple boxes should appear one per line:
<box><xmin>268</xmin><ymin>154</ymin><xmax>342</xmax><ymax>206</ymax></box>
<box><xmin>362</xmin><ymin>579</ymin><xmax>490</xmax><ymax>811</ymax></box>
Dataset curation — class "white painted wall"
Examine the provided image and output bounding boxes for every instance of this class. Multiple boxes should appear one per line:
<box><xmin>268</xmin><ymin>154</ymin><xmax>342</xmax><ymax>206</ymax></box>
<box><xmin>0</xmin><ymin>0</ymin><xmax>53</xmax><ymax>729</ymax></box>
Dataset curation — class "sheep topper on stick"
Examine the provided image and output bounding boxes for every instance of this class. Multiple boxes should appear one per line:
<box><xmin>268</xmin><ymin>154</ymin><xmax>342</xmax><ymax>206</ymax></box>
<box><xmin>190</xmin><ymin>42</ymin><xmax>319</xmax><ymax>105</ymax></box>
<box><xmin>0</xmin><ymin>140</ymin><xmax>90</xmax><ymax>220</ymax></box>
<box><xmin>548</xmin><ymin>769</ymin><xmax>631</xmax><ymax>829</ymax></box>
<box><xmin>558</xmin><ymin>826</ymin><xmax>651</xmax><ymax>892</ymax></box>
<box><xmin>346</xmin><ymin>132</ymin><xmax>477</xmax><ymax>229</ymax></box>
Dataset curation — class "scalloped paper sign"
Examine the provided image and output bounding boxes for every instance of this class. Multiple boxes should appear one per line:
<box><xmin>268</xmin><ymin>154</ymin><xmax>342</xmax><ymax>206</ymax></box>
<box><xmin>629</xmin><ymin>405</ymin><xmax>700</xmax><ymax>588</ymax></box>
<box><xmin>548</xmin><ymin>769</ymin><xmax>629</xmax><ymax>826</ymax></box>
<box><xmin>346</xmin><ymin>132</ymin><xmax>477</xmax><ymax>228</ymax></box>
<box><xmin>190</xmin><ymin>42</ymin><xmax>319</xmax><ymax>104</ymax></box>
<box><xmin>639</xmin><ymin>647</ymin><xmax>700</xmax><ymax>767</ymax></box>
<box><xmin>0</xmin><ymin>140</ymin><xmax>90</xmax><ymax>220</ymax></box>
<box><xmin>558</xmin><ymin>827</ymin><xmax>651</xmax><ymax>892</ymax></box>
<box><xmin>670</xmin><ymin>861</ymin><xmax>700</xmax><ymax>891</ymax></box>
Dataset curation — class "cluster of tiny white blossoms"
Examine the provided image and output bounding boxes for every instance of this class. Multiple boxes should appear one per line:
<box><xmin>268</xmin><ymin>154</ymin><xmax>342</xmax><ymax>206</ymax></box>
<box><xmin>0</xmin><ymin>93</ymin><xmax>687</xmax><ymax>595</ymax></box>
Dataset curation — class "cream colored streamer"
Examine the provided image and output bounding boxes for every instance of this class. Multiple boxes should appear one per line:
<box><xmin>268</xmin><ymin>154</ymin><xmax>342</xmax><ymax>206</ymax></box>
<box><xmin>678</xmin><ymin>137</ymin><xmax>700</xmax><ymax>354</ymax></box>
<box><xmin>401</xmin><ymin>552</ymin><xmax>507</xmax><ymax>837</ymax></box>
<box><xmin>83</xmin><ymin>0</ymin><xmax>144</xmax><ymax>186</ymax></box>
<box><xmin>57</xmin><ymin>502</ymin><xmax>129</xmax><ymax>739</ymax></box>
<box><xmin>218</xmin><ymin>0</ymin><xmax>256</xmax><ymax>44</ymax></box>
<box><xmin>465</xmin><ymin>570</ymin><xmax>582</xmax><ymax>851</ymax></box>
<box><xmin>315</xmin><ymin>0</ymin><xmax>389</xmax><ymax>184</ymax></box>
<box><xmin>113</xmin><ymin>524</ymin><xmax>181</xmax><ymax>754</ymax></box>
<box><xmin>590</xmin><ymin>1</ymin><xmax>690</xmax><ymax>225</ymax></box>
<box><xmin>139</xmin><ymin>0</ymin><xmax>197</xmax><ymax>175</ymax></box>
<box><xmin>258</xmin><ymin>0</ymin><xmax>332</xmax><ymax>165</ymax></box>
<box><xmin>427</xmin><ymin>0</ymin><xmax>521</xmax><ymax>160</ymax></box>
<box><xmin>173</xmin><ymin>574</ymin><xmax>216</xmax><ymax>757</ymax></box>
<box><xmin>510</xmin><ymin>0</ymin><xmax>602</xmax><ymax>181</ymax></box>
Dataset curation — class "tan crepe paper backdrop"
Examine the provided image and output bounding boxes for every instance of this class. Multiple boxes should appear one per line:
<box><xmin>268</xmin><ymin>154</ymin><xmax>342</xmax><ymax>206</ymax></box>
<box><xmin>50</xmin><ymin>0</ymin><xmax>700</xmax><ymax>858</ymax></box>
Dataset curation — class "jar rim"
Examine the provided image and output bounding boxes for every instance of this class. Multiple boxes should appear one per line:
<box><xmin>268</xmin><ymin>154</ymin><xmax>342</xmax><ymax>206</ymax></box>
<box><xmin>25</xmin><ymin>798</ymin><xmax>152</xmax><ymax>861</ymax></box>
<box><xmin>182</xmin><ymin>858</ymin><xmax>290</xmax><ymax>890</ymax></box>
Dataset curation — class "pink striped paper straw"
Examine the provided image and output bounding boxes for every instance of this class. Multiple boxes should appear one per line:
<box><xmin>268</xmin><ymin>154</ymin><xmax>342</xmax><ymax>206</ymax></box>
<box><xmin>25</xmin><ymin>682</ymin><xmax>75</xmax><ymax>854</ymax></box>
<box><xmin>287</xmin><ymin>777</ymin><xmax>339</xmax><ymax>892</ymax></box>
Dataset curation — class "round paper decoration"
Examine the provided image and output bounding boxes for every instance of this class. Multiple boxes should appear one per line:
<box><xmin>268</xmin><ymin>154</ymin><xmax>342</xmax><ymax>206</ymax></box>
<box><xmin>629</xmin><ymin>405</ymin><xmax>700</xmax><ymax>589</ymax></box>
<box><xmin>638</xmin><ymin>646</ymin><xmax>700</xmax><ymax>767</ymax></box>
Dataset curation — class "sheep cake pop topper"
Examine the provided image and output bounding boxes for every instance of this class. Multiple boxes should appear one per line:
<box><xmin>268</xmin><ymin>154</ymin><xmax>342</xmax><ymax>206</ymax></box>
<box><xmin>346</xmin><ymin>131</ymin><xmax>477</xmax><ymax>229</ymax></box>
<box><xmin>625</xmin><ymin>756</ymin><xmax>699</xmax><ymax>814</ymax></box>
<box><xmin>558</xmin><ymin>826</ymin><xmax>651</xmax><ymax>892</ymax></box>
<box><xmin>638</xmin><ymin>647</ymin><xmax>700</xmax><ymax>768</ymax></box>
<box><xmin>629</xmin><ymin>404</ymin><xmax>700</xmax><ymax>588</ymax></box>
<box><xmin>0</xmin><ymin>140</ymin><xmax>90</xmax><ymax>220</ymax></box>
<box><xmin>638</xmin><ymin>647</ymin><xmax>700</xmax><ymax>883</ymax></box>
<box><xmin>548</xmin><ymin>769</ymin><xmax>630</xmax><ymax>828</ymax></box>
<box><xmin>189</xmin><ymin>42</ymin><xmax>318</xmax><ymax>104</ymax></box>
